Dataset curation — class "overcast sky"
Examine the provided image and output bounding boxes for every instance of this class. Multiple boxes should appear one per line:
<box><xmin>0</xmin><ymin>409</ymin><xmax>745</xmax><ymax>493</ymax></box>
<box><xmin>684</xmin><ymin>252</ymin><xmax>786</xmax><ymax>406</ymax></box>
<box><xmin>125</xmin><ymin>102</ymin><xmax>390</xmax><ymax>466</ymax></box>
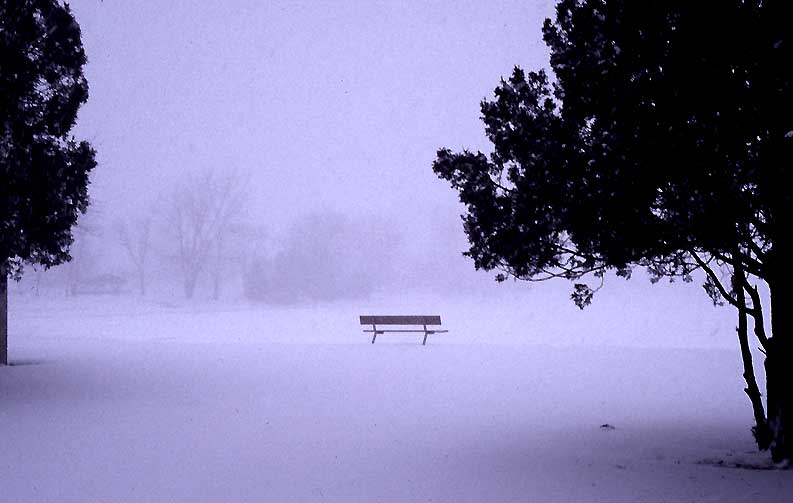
<box><xmin>69</xmin><ymin>0</ymin><xmax>554</xmax><ymax>235</ymax></box>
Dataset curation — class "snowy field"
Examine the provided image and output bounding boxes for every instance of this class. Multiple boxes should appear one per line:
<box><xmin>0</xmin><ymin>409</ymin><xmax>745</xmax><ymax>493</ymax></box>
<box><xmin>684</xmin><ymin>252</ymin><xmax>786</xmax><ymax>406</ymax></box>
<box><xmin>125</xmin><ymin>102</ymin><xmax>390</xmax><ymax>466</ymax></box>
<box><xmin>2</xmin><ymin>286</ymin><xmax>791</xmax><ymax>502</ymax></box>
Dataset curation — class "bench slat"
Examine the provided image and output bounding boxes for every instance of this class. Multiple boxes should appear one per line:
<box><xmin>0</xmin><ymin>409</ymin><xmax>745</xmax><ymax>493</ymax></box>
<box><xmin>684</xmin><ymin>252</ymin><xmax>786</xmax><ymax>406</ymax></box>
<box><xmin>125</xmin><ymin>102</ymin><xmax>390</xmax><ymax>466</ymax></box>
<box><xmin>360</xmin><ymin>315</ymin><xmax>441</xmax><ymax>325</ymax></box>
<box><xmin>362</xmin><ymin>329</ymin><xmax>449</xmax><ymax>333</ymax></box>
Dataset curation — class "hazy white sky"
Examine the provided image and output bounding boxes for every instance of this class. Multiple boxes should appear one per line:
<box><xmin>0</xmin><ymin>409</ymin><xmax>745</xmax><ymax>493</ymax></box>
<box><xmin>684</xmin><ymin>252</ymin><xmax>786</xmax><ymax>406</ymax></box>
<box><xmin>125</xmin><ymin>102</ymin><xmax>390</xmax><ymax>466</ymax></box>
<box><xmin>69</xmin><ymin>0</ymin><xmax>554</xmax><ymax>234</ymax></box>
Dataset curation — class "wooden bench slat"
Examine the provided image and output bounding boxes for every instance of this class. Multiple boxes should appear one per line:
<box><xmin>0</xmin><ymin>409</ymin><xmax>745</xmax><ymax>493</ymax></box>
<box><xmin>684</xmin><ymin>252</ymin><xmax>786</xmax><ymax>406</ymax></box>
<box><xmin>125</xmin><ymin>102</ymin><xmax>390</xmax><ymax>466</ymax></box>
<box><xmin>360</xmin><ymin>315</ymin><xmax>441</xmax><ymax>325</ymax></box>
<box><xmin>362</xmin><ymin>329</ymin><xmax>449</xmax><ymax>333</ymax></box>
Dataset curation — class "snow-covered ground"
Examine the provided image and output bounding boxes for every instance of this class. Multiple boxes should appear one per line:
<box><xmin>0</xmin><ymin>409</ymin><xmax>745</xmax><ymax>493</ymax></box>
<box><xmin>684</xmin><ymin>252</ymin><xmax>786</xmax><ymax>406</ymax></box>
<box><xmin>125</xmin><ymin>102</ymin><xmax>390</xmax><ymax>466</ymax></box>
<box><xmin>2</xmin><ymin>287</ymin><xmax>790</xmax><ymax>502</ymax></box>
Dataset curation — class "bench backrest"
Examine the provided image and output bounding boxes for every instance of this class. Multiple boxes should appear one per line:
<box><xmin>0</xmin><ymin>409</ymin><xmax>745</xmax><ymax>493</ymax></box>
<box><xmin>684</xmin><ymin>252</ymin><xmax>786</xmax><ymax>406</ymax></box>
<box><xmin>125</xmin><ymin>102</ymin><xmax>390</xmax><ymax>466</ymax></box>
<box><xmin>360</xmin><ymin>315</ymin><xmax>442</xmax><ymax>326</ymax></box>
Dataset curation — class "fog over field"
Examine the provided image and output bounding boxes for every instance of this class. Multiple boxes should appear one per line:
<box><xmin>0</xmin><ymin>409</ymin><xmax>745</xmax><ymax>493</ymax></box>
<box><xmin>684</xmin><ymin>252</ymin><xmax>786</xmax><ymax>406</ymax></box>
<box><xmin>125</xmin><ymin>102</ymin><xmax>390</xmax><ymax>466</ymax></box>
<box><xmin>2</xmin><ymin>1</ymin><xmax>791</xmax><ymax>502</ymax></box>
<box><xmin>16</xmin><ymin>0</ymin><xmax>560</xmax><ymax>303</ymax></box>
<box><xmin>8</xmin><ymin>0</ymin><xmax>750</xmax><ymax>318</ymax></box>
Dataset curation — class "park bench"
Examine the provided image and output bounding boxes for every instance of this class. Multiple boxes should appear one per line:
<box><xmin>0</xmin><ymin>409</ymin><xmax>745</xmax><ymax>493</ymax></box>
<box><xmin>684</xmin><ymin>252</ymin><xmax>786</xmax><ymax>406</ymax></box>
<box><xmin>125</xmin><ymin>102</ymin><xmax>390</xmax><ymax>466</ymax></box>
<box><xmin>360</xmin><ymin>315</ymin><xmax>448</xmax><ymax>345</ymax></box>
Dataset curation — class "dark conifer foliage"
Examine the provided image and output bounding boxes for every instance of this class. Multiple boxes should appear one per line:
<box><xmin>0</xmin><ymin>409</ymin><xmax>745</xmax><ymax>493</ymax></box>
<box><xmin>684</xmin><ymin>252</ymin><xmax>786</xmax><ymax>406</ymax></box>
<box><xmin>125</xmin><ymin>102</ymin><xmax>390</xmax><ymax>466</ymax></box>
<box><xmin>434</xmin><ymin>1</ymin><xmax>792</xmax><ymax>461</ymax></box>
<box><xmin>1</xmin><ymin>0</ymin><xmax>96</xmax><ymax>363</ymax></box>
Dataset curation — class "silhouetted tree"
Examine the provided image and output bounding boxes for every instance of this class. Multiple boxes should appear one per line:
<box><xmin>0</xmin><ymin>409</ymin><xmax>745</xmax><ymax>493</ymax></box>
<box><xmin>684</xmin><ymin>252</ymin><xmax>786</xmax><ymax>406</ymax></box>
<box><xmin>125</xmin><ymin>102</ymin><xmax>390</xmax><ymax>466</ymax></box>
<box><xmin>434</xmin><ymin>1</ymin><xmax>792</xmax><ymax>461</ymax></box>
<box><xmin>163</xmin><ymin>170</ymin><xmax>247</xmax><ymax>299</ymax></box>
<box><xmin>116</xmin><ymin>216</ymin><xmax>152</xmax><ymax>295</ymax></box>
<box><xmin>0</xmin><ymin>0</ymin><xmax>96</xmax><ymax>364</ymax></box>
<box><xmin>244</xmin><ymin>212</ymin><xmax>395</xmax><ymax>304</ymax></box>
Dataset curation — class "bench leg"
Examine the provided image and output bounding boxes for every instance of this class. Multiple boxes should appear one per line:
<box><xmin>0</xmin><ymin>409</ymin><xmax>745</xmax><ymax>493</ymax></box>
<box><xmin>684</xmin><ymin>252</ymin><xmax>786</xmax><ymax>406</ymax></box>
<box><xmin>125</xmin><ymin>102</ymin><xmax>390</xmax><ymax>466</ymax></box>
<box><xmin>372</xmin><ymin>325</ymin><xmax>377</xmax><ymax>344</ymax></box>
<box><xmin>422</xmin><ymin>325</ymin><xmax>428</xmax><ymax>346</ymax></box>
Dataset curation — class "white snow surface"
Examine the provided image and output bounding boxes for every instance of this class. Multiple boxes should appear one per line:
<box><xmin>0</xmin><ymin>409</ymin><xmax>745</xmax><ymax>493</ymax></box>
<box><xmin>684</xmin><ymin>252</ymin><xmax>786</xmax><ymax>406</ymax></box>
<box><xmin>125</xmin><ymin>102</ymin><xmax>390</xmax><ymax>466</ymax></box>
<box><xmin>2</xmin><ymin>289</ymin><xmax>791</xmax><ymax>502</ymax></box>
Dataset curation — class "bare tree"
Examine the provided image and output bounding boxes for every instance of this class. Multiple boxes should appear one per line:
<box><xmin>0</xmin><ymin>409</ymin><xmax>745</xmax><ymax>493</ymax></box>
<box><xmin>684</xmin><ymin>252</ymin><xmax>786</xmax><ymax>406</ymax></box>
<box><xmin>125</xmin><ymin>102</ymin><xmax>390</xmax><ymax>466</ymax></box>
<box><xmin>65</xmin><ymin>208</ymin><xmax>103</xmax><ymax>297</ymax></box>
<box><xmin>116</xmin><ymin>216</ymin><xmax>152</xmax><ymax>295</ymax></box>
<box><xmin>163</xmin><ymin>169</ymin><xmax>247</xmax><ymax>299</ymax></box>
<box><xmin>209</xmin><ymin>222</ymin><xmax>249</xmax><ymax>300</ymax></box>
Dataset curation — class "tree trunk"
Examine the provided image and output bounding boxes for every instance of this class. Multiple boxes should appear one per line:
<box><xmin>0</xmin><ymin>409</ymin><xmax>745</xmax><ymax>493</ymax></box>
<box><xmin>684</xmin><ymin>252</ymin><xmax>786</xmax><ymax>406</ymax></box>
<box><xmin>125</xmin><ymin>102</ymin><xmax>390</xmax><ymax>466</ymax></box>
<box><xmin>734</xmin><ymin>268</ymin><xmax>770</xmax><ymax>449</ymax></box>
<box><xmin>766</xmin><ymin>243</ymin><xmax>793</xmax><ymax>462</ymax></box>
<box><xmin>212</xmin><ymin>253</ymin><xmax>221</xmax><ymax>301</ymax></box>
<box><xmin>212</xmin><ymin>242</ymin><xmax>222</xmax><ymax>301</ymax></box>
<box><xmin>184</xmin><ymin>273</ymin><xmax>197</xmax><ymax>299</ymax></box>
<box><xmin>1</xmin><ymin>274</ymin><xmax>7</xmax><ymax>365</ymax></box>
<box><xmin>766</xmin><ymin>295</ymin><xmax>793</xmax><ymax>462</ymax></box>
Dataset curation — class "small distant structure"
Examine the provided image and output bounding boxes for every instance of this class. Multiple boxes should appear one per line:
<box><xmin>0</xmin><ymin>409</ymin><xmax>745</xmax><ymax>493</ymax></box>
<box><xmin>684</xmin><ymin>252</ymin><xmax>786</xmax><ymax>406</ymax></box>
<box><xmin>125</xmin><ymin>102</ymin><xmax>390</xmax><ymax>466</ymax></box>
<box><xmin>74</xmin><ymin>274</ymin><xmax>127</xmax><ymax>295</ymax></box>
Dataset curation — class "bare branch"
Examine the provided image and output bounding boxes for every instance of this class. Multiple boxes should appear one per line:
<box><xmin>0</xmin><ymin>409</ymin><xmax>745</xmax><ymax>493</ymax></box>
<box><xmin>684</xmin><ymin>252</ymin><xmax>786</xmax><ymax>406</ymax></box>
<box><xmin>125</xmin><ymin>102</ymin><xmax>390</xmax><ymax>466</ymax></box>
<box><xmin>691</xmin><ymin>251</ymin><xmax>740</xmax><ymax>308</ymax></box>
<box><xmin>742</xmin><ymin>279</ymin><xmax>769</xmax><ymax>350</ymax></box>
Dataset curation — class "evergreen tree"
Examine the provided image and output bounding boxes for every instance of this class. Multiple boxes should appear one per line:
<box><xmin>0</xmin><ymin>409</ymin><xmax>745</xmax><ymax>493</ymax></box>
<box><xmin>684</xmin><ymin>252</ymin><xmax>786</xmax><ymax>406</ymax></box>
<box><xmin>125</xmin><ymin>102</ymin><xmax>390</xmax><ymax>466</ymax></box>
<box><xmin>1</xmin><ymin>0</ymin><xmax>96</xmax><ymax>364</ymax></box>
<box><xmin>434</xmin><ymin>0</ymin><xmax>793</xmax><ymax>461</ymax></box>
